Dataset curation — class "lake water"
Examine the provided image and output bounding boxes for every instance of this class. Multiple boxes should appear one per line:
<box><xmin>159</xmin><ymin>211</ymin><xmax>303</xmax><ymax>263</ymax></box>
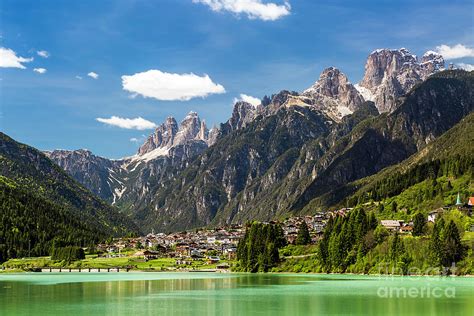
<box><xmin>0</xmin><ymin>273</ymin><xmax>472</xmax><ymax>315</ymax></box>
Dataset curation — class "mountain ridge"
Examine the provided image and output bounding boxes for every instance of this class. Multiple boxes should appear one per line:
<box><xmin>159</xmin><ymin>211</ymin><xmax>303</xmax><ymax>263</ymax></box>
<box><xmin>41</xmin><ymin>48</ymin><xmax>468</xmax><ymax>234</ymax></box>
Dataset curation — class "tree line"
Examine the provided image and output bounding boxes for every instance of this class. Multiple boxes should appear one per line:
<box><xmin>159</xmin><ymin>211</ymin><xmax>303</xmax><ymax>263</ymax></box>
<box><xmin>51</xmin><ymin>246</ymin><xmax>85</xmax><ymax>262</ymax></box>
<box><xmin>318</xmin><ymin>208</ymin><xmax>378</xmax><ymax>272</ymax></box>
<box><xmin>318</xmin><ymin>209</ymin><xmax>467</xmax><ymax>274</ymax></box>
<box><xmin>429</xmin><ymin>218</ymin><xmax>467</xmax><ymax>268</ymax></box>
<box><xmin>236</xmin><ymin>222</ymin><xmax>287</xmax><ymax>272</ymax></box>
<box><xmin>349</xmin><ymin>155</ymin><xmax>472</xmax><ymax>206</ymax></box>
<box><xmin>0</xmin><ymin>176</ymin><xmax>105</xmax><ymax>263</ymax></box>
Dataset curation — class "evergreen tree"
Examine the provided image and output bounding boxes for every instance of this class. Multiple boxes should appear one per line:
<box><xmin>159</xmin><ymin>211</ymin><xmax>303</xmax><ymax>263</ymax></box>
<box><xmin>429</xmin><ymin>218</ymin><xmax>444</xmax><ymax>266</ymax></box>
<box><xmin>390</xmin><ymin>201</ymin><xmax>398</xmax><ymax>213</ymax></box>
<box><xmin>51</xmin><ymin>246</ymin><xmax>85</xmax><ymax>262</ymax></box>
<box><xmin>389</xmin><ymin>232</ymin><xmax>403</xmax><ymax>262</ymax></box>
<box><xmin>412</xmin><ymin>213</ymin><xmax>427</xmax><ymax>236</ymax></box>
<box><xmin>296</xmin><ymin>221</ymin><xmax>311</xmax><ymax>245</ymax></box>
<box><xmin>368</xmin><ymin>212</ymin><xmax>378</xmax><ymax>230</ymax></box>
<box><xmin>317</xmin><ymin>210</ymin><xmax>382</xmax><ymax>273</ymax></box>
<box><xmin>0</xmin><ymin>177</ymin><xmax>104</xmax><ymax>263</ymax></box>
<box><xmin>236</xmin><ymin>222</ymin><xmax>285</xmax><ymax>272</ymax></box>
<box><xmin>441</xmin><ymin>220</ymin><xmax>466</xmax><ymax>267</ymax></box>
<box><xmin>377</xmin><ymin>203</ymin><xmax>384</xmax><ymax>213</ymax></box>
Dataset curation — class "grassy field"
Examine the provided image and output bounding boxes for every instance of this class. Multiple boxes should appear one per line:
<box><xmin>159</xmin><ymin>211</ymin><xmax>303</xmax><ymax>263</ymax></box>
<box><xmin>1</xmin><ymin>255</ymin><xmax>235</xmax><ymax>272</ymax></box>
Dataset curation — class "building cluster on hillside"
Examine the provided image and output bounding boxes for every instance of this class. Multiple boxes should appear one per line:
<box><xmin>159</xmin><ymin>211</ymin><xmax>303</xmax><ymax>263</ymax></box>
<box><xmin>380</xmin><ymin>194</ymin><xmax>474</xmax><ymax>233</ymax></box>
<box><xmin>97</xmin><ymin>225</ymin><xmax>244</xmax><ymax>263</ymax></box>
<box><xmin>97</xmin><ymin>196</ymin><xmax>474</xmax><ymax>262</ymax></box>
<box><xmin>280</xmin><ymin>210</ymin><xmax>351</xmax><ymax>243</ymax></box>
<box><xmin>98</xmin><ymin>209</ymin><xmax>354</xmax><ymax>261</ymax></box>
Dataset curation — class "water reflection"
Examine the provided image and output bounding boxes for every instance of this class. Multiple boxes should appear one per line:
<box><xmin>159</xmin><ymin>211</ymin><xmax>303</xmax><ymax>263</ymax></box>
<box><xmin>0</xmin><ymin>273</ymin><xmax>472</xmax><ymax>315</ymax></box>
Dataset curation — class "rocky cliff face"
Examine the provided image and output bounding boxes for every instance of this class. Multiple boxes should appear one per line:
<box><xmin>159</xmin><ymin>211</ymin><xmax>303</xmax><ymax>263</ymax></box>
<box><xmin>219</xmin><ymin>101</ymin><xmax>262</xmax><ymax>137</ymax></box>
<box><xmin>138</xmin><ymin>112</ymin><xmax>212</xmax><ymax>157</ymax></box>
<box><xmin>138</xmin><ymin>117</ymin><xmax>178</xmax><ymax>155</ymax></box>
<box><xmin>48</xmin><ymin>112</ymin><xmax>214</xmax><ymax>207</ymax></box>
<box><xmin>358</xmin><ymin>48</ymin><xmax>445</xmax><ymax>113</ymax></box>
<box><xmin>303</xmin><ymin>67</ymin><xmax>365</xmax><ymax>118</ymax></box>
<box><xmin>138</xmin><ymin>106</ymin><xmax>337</xmax><ymax>232</ymax></box>
<box><xmin>173</xmin><ymin>112</ymin><xmax>203</xmax><ymax>145</ymax></box>
<box><xmin>208</xmin><ymin>127</ymin><xmax>220</xmax><ymax>146</ymax></box>
<box><xmin>228</xmin><ymin>101</ymin><xmax>259</xmax><ymax>130</ymax></box>
<box><xmin>45</xmin><ymin>149</ymin><xmax>118</xmax><ymax>201</ymax></box>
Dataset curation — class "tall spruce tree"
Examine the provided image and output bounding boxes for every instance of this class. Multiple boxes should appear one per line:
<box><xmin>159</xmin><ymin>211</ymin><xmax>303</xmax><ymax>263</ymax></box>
<box><xmin>412</xmin><ymin>213</ymin><xmax>427</xmax><ymax>236</ymax></box>
<box><xmin>429</xmin><ymin>218</ymin><xmax>444</xmax><ymax>266</ymax></box>
<box><xmin>389</xmin><ymin>232</ymin><xmax>404</xmax><ymax>263</ymax></box>
<box><xmin>296</xmin><ymin>221</ymin><xmax>311</xmax><ymax>245</ymax></box>
<box><xmin>441</xmin><ymin>220</ymin><xmax>466</xmax><ymax>267</ymax></box>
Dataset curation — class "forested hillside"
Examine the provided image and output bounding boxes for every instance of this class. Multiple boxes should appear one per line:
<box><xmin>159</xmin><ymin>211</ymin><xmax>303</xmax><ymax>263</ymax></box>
<box><xmin>344</xmin><ymin>112</ymin><xmax>474</xmax><ymax>213</ymax></box>
<box><xmin>0</xmin><ymin>176</ymin><xmax>104</xmax><ymax>263</ymax></box>
<box><xmin>0</xmin><ymin>133</ymin><xmax>139</xmax><ymax>263</ymax></box>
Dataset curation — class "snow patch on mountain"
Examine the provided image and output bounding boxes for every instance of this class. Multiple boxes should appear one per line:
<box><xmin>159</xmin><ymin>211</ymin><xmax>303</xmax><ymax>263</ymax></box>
<box><xmin>132</xmin><ymin>147</ymin><xmax>170</xmax><ymax>162</ymax></box>
<box><xmin>337</xmin><ymin>105</ymin><xmax>353</xmax><ymax>117</ymax></box>
<box><xmin>354</xmin><ymin>84</ymin><xmax>375</xmax><ymax>101</ymax></box>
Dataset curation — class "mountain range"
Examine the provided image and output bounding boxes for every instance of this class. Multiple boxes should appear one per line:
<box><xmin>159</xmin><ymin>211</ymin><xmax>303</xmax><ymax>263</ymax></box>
<box><xmin>3</xmin><ymin>47</ymin><xmax>472</xmax><ymax>235</ymax></box>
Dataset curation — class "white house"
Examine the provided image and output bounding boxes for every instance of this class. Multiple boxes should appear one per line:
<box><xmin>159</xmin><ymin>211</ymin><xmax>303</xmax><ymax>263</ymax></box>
<box><xmin>380</xmin><ymin>220</ymin><xmax>403</xmax><ymax>231</ymax></box>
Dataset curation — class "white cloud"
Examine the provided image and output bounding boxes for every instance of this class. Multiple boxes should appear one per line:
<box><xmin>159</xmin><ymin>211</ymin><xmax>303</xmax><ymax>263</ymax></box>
<box><xmin>121</xmin><ymin>70</ymin><xmax>226</xmax><ymax>101</ymax></box>
<box><xmin>37</xmin><ymin>50</ymin><xmax>50</xmax><ymax>58</ymax></box>
<box><xmin>0</xmin><ymin>47</ymin><xmax>33</xmax><ymax>68</ymax></box>
<box><xmin>75</xmin><ymin>75</ymin><xmax>83</xmax><ymax>80</ymax></box>
<box><xmin>193</xmin><ymin>0</ymin><xmax>291</xmax><ymax>21</ymax></box>
<box><xmin>436</xmin><ymin>44</ymin><xmax>474</xmax><ymax>60</ymax></box>
<box><xmin>130</xmin><ymin>135</ymin><xmax>146</xmax><ymax>144</ymax></box>
<box><xmin>457</xmin><ymin>63</ymin><xmax>474</xmax><ymax>71</ymax></box>
<box><xmin>96</xmin><ymin>116</ymin><xmax>157</xmax><ymax>130</ymax></box>
<box><xmin>234</xmin><ymin>93</ymin><xmax>261</xmax><ymax>106</ymax></box>
<box><xmin>87</xmin><ymin>71</ymin><xmax>99</xmax><ymax>79</ymax></box>
<box><xmin>33</xmin><ymin>68</ymin><xmax>47</xmax><ymax>74</ymax></box>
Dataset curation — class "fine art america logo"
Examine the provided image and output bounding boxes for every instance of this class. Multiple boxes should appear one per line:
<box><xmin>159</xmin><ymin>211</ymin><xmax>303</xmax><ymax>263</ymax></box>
<box><xmin>376</xmin><ymin>263</ymin><xmax>458</xmax><ymax>299</ymax></box>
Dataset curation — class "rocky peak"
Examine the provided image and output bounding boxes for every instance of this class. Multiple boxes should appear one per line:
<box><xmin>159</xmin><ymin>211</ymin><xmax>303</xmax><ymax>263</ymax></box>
<box><xmin>360</xmin><ymin>48</ymin><xmax>417</xmax><ymax>89</ymax></box>
<box><xmin>138</xmin><ymin>116</ymin><xmax>178</xmax><ymax>155</ymax></box>
<box><xmin>303</xmin><ymin>67</ymin><xmax>365</xmax><ymax>116</ymax></box>
<box><xmin>420</xmin><ymin>51</ymin><xmax>445</xmax><ymax>76</ymax></box>
<box><xmin>304</xmin><ymin>67</ymin><xmax>349</xmax><ymax>95</ymax></box>
<box><xmin>226</xmin><ymin>101</ymin><xmax>259</xmax><ymax>132</ymax></box>
<box><xmin>270</xmin><ymin>90</ymin><xmax>299</xmax><ymax>108</ymax></box>
<box><xmin>173</xmin><ymin>111</ymin><xmax>204</xmax><ymax>146</ymax></box>
<box><xmin>358</xmin><ymin>48</ymin><xmax>445</xmax><ymax>113</ymax></box>
<box><xmin>136</xmin><ymin>111</ymin><xmax>210</xmax><ymax>161</ymax></box>
<box><xmin>197</xmin><ymin>120</ymin><xmax>208</xmax><ymax>141</ymax></box>
<box><xmin>208</xmin><ymin>127</ymin><xmax>220</xmax><ymax>146</ymax></box>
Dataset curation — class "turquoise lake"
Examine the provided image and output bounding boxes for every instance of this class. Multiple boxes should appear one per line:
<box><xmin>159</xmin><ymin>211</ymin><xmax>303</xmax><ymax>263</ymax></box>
<box><xmin>0</xmin><ymin>273</ymin><xmax>472</xmax><ymax>315</ymax></box>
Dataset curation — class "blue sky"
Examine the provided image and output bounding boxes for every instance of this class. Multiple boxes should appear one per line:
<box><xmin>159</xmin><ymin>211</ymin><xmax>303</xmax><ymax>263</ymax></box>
<box><xmin>1</xmin><ymin>0</ymin><xmax>473</xmax><ymax>158</ymax></box>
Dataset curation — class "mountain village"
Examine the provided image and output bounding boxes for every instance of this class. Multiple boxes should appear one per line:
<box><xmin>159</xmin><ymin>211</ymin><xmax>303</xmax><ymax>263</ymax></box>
<box><xmin>97</xmin><ymin>194</ymin><xmax>473</xmax><ymax>269</ymax></box>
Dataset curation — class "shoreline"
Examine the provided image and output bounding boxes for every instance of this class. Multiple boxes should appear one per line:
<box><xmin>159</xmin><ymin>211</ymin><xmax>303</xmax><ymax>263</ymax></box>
<box><xmin>1</xmin><ymin>268</ymin><xmax>472</xmax><ymax>277</ymax></box>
